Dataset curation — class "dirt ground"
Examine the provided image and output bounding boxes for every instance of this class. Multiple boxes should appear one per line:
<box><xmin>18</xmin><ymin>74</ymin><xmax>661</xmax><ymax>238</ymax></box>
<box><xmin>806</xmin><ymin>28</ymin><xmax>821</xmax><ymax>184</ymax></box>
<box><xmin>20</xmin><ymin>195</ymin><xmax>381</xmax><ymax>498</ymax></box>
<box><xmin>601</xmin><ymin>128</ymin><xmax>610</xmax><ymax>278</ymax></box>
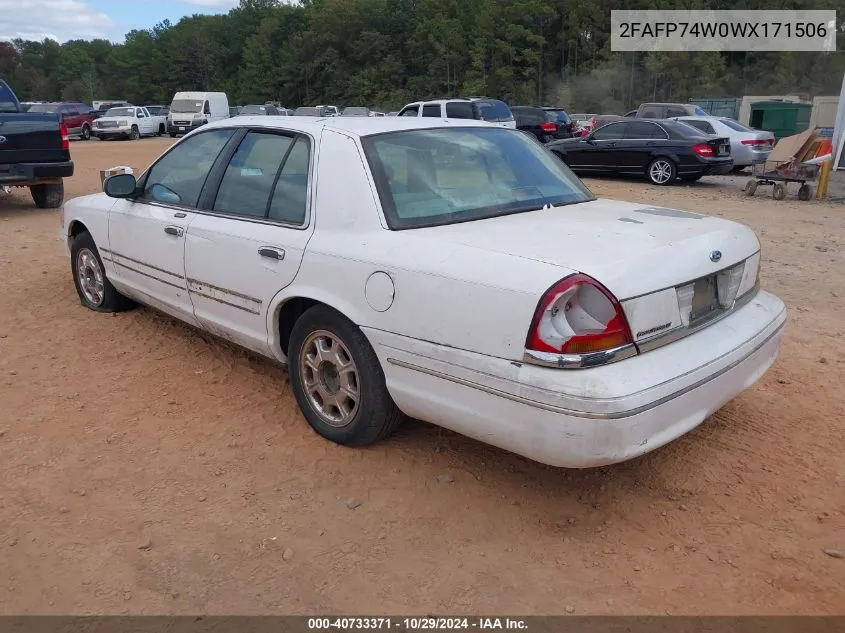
<box><xmin>1</xmin><ymin>138</ymin><xmax>843</xmax><ymax>615</ymax></box>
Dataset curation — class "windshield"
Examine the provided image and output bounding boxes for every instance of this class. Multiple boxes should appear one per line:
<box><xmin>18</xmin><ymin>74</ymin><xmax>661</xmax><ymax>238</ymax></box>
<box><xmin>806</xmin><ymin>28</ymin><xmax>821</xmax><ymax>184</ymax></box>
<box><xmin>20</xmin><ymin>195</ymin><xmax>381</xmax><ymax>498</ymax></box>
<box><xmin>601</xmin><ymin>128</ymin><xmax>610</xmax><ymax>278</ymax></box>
<box><xmin>105</xmin><ymin>107</ymin><xmax>135</xmax><ymax>117</ymax></box>
<box><xmin>362</xmin><ymin>127</ymin><xmax>594</xmax><ymax>230</ymax></box>
<box><xmin>720</xmin><ymin>118</ymin><xmax>753</xmax><ymax>132</ymax></box>
<box><xmin>475</xmin><ymin>99</ymin><xmax>514</xmax><ymax>122</ymax></box>
<box><xmin>342</xmin><ymin>107</ymin><xmax>369</xmax><ymax>116</ymax></box>
<box><xmin>241</xmin><ymin>105</ymin><xmax>268</xmax><ymax>115</ymax></box>
<box><xmin>27</xmin><ymin>103</ymin><xmax>60</xmax><ymax>114</ymax></box>
<box><xmin>146</xmin><ymin>106</ymin><xmax>165</xmax><ymax>115</ymax></box>
<box><xmin>294</xmin><ymin>107</ymin><xmax>321</xmax><ymax>116</ymax></box>
<box><xmin>693</xmin><ymin>106</ymin><xmax>708</xmax><ymax>115</ymax></box>
<box><xmin>171</xmin><ymin>99</ymin><xmax>203</xmax><ymax>114</ymax></box>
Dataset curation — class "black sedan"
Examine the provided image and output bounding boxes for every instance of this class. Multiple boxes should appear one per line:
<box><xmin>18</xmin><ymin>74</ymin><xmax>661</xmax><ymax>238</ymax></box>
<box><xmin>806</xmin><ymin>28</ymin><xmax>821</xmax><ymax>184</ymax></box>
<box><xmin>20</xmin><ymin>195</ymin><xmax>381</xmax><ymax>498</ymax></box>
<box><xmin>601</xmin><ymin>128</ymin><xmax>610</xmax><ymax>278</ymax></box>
<box><xmin>546</xmin><ymin>119</ymin><xmax>733</xmax><ymax>185</ymax></box>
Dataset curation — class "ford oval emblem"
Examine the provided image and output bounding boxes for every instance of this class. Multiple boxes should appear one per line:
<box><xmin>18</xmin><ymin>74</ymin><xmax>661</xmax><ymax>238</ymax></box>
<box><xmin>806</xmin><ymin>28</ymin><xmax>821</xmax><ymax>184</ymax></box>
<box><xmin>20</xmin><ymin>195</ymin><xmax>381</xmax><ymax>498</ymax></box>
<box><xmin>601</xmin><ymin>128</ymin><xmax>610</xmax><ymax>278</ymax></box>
<box><xmin>0</xmin><ymin>136</ymin><xmax>6</xmax><ymax>144</ymax></box>
<box><xmin>710</xmin><ymin>250</ymin><xmax>722</xmax><ymax>263</ymax></box>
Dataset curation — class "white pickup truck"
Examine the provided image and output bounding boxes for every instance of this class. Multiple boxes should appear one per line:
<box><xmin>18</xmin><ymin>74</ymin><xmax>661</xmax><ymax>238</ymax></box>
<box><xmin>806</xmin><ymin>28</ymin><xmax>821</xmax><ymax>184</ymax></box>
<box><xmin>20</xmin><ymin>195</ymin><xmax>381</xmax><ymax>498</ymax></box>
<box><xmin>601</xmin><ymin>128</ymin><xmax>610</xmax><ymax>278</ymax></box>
<box><xmin>91</xmin><ymin>106</ymin><xmax>165</xmax><ymax>141</ymax></box>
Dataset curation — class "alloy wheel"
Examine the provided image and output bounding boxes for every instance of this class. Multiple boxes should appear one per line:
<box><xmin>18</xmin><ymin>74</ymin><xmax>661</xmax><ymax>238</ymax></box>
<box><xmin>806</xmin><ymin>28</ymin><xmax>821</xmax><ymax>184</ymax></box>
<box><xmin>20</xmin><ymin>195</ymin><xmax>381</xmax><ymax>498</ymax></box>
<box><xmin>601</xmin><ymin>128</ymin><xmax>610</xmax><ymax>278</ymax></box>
<box><xmin>76</xmin><ymin>248</ymin><xmax>105</xmax><ymax>307</ymax></box>
<box><xmin>299</xmin><ymin>330</ymin><xmax>360</xmax><ymax>427</ymax></box>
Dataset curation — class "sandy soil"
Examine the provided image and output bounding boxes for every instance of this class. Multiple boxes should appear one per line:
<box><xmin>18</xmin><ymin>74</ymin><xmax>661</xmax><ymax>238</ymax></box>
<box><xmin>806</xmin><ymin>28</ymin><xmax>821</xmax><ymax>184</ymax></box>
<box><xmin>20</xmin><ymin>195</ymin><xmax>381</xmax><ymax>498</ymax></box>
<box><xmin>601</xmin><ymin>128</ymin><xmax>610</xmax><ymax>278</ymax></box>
<box><xmin>0</xmin><ymin>138</ymin><xmax>843</xmax><ymax>615</ymax></box>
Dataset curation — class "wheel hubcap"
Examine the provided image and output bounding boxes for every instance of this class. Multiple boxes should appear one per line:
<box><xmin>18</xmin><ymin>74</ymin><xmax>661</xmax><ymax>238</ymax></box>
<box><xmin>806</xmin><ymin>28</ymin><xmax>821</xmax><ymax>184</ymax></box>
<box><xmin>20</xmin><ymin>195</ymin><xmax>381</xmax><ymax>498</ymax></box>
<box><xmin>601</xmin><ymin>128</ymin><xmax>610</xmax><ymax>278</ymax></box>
<box><xmin>650</xmin><ymin>161</ymin><xmax>672</xmax><ymax>184</ymax></box>
<box><xmin>299</xmin><ymin>330</ymin><xmax>360</xmax><ymax>427</ymax></box>
<box><xmin>76</xmin><ymin>248</ymin><xmax>105</xmax><ymax>306</ymax></box>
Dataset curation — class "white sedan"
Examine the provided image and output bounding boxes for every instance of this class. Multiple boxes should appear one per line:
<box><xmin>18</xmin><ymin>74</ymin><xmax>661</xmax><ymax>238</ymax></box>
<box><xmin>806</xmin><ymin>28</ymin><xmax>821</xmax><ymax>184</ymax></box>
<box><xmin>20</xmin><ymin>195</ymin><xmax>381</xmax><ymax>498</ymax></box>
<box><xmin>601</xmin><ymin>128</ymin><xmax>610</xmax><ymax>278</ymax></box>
<box><xmin>61</xmin><ymin>117</ymin><xmax>786</xmax><ymax>468</ymax></box>
<box><xmin>675</xmin><ymin>115</ymin><xmax>776</xmax><ymax>170</ymax></box>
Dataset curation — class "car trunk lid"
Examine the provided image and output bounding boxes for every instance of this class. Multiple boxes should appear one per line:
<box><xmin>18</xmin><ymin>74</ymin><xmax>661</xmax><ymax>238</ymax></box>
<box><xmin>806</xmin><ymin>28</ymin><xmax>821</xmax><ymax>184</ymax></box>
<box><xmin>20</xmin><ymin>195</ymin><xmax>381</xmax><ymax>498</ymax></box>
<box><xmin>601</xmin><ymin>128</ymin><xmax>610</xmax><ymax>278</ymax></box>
<box><xmin>412</xmin><ymin>198</ymin><xmax>760</xmax><ymax>301</ymax></box>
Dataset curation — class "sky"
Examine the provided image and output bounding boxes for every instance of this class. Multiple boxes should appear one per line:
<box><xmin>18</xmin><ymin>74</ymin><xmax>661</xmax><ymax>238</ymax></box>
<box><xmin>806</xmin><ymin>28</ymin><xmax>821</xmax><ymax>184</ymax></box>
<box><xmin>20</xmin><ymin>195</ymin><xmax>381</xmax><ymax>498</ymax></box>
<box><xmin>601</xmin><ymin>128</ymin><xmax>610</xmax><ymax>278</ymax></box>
<box><xmin>0</xmin><ymin>0</ymin><xmax>239</xmax><ymax>43</ymax></box>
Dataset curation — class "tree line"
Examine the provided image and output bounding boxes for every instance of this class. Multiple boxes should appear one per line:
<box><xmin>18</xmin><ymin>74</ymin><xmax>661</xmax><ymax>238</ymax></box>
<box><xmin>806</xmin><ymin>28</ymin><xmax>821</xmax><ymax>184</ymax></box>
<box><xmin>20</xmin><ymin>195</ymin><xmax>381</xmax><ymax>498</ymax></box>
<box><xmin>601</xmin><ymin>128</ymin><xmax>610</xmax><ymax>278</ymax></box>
<box><xmin>2</xmin><ymin>0</ymin><xmax>845</xmax><ymax>115</ymax></box>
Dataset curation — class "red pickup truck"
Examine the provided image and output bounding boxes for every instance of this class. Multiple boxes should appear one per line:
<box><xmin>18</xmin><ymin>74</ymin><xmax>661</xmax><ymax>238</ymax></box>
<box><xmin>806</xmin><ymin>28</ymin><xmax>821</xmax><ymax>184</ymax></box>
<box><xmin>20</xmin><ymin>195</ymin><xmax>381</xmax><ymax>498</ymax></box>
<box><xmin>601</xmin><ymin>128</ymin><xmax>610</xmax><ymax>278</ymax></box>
<box><xmin>27</xmin><ymin>101</ymin><xmax>95</xmax><ymax>140</ymax></box>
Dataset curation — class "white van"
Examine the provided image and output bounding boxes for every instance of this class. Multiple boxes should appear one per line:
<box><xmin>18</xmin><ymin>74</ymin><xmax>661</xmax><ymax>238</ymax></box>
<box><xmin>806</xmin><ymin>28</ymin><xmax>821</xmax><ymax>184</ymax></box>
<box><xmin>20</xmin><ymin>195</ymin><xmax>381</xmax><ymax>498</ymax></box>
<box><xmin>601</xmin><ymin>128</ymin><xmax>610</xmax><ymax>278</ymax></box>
<box><xmin>167</xmin><ymin>91</ymin><xmax>230</xmax><ymax>137</ymax></box>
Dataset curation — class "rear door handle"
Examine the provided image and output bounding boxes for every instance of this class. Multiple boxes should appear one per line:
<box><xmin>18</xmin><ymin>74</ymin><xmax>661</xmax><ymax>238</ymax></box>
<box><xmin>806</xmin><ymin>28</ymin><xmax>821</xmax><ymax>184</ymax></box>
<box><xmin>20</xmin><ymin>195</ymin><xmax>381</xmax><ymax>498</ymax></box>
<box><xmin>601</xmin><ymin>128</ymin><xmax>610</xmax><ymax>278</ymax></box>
<box><xmin>258</xmin><ymin>247</ymin><xmax>285</xmax><ymax>260</ymax></box>
<box><xmin>164</xmin><ymin>225</ymin><xmax>184</xmax><ymax>237</ymax></box>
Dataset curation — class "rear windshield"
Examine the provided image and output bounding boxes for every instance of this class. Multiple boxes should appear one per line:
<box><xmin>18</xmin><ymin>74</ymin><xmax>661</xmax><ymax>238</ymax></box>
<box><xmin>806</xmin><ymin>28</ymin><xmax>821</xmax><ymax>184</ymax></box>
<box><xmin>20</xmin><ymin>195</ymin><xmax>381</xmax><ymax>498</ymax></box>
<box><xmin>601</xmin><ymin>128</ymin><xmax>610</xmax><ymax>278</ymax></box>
<box><xmin>362</xmin><ymin>127</ymin><xmax>593</xmax><ymax>230</ymax></box>
<box><xmin>475</xmin><ymin>99</ymin><xmax>514</xmax><ymax>122</ymax></box>
<box><xmin>0</xmin><ymin>83</ymin><xmax>19</xmax><ymax>113</ymax></box>
<box><xmin>342</xmin><ymin>107</ymin><xmax>370</xmax><ymax>116</ymax></box>
<box><xmin>27</xmin><ymin>103</ymin><xmax>60</xmax><ymax>114</ymax></box>
<box><xmin>720</xmin><ymin>118</ymin><xmax>752</xmax><ymax>132</ymax></box>
<box><xmin>693</xmin><ymin>106</ymin><xmax>708</xmax><ymax>115</ymax></box>
<box><xmin>546</xmin><ymin>109</ymin><xmax>571</xmax><ymax>124</ymax></box>
<box><xmin>294</xmin><ymin>107</ymin><xmax>321</xmax><ymax>116</ymax></box>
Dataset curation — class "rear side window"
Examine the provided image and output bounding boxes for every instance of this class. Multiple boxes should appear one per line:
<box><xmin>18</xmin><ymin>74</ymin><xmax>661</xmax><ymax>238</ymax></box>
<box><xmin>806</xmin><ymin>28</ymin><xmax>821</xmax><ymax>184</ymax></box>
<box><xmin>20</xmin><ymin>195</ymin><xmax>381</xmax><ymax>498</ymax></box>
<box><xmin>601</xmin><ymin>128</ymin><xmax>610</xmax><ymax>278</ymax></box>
<box><xmin>445</xmin><ymin>102</ymin><xmax>476</xmax><ymax>119</ymax></box>
<box><xmin>591</xmin><ymin>122</ymin><xmax>626</xmax><ymax>140</ymax></box>
<box><xmin>625</xmin><ymin>121</ymin><xmax>666</xmax><ymax>139</ymax></box>
<box><xmin>683</xmin><ymin>120</ymin><xmax>715</xmax><ymax>134</ymax></box>
<box><xmin>268</xmin><ymin>136</ymin><xmax>310</xmax><ymax>224</ymax></box>
<box><xmin>475</xmin><ymin>99</ymin><xmax>513</xmax><ymax>122</ymax></box>
<box><xmin>665</xmin><ymin>106</ymin><xmax>687</xmax><ymax>118</ymax></box>
<box><xmin>214</xmin><ymin>132</ymin><xmax>295</xmax><ymax>217</ymax></box>
<box><xmin>422</xmin><ymin>104</ymin><xmax>441</xmax><ymax>117</ymax></box>
<box><xmin>140</xmin><ymin>128</ymin><xmax>236</xmax><ymax>207</ymax></box>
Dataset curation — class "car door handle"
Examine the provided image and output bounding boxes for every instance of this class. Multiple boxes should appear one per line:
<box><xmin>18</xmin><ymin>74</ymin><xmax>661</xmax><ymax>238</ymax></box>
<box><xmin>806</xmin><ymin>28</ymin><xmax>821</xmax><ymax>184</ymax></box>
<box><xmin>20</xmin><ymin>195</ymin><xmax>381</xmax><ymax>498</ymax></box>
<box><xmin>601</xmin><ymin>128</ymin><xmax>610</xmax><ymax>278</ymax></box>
<box><xmin>164</xmin><ymin>225</ymin><xmax>184</xmax><ymax>237</ymax></box>
<box><xmin>258</xmin><ymin>247</ymin><xmax>285</xmax><ymax>260</ymax></box>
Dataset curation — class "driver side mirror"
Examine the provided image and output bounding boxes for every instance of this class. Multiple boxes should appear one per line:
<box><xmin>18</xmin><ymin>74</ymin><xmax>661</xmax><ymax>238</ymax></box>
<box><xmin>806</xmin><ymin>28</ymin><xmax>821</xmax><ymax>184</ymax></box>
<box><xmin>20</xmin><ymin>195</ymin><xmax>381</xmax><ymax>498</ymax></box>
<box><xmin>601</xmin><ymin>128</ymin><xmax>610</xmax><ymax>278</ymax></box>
<box><xmin>104</xmin><ymin>173</ymin><xmax>138</xmax><ymax>198</ymax></box>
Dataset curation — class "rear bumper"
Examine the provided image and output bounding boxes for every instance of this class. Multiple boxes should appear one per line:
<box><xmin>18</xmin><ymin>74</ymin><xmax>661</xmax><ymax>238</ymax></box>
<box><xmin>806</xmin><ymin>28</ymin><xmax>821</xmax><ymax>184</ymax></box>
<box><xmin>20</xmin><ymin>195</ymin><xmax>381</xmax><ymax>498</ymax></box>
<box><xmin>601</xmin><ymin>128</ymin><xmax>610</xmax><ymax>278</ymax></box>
<box><xmin>0</xmin><ymin>160</ymin><xmax>74</xmax><ymax>184</ymax></box>
<box><xmin>366</xmin><ymin>289</ymin><xmax>786</xmax><ymax>468</ymax></box>
<box><xmin>679</xmin><ymin>157</ymin><xmax>733</xmax><ymax>177</ymax></box>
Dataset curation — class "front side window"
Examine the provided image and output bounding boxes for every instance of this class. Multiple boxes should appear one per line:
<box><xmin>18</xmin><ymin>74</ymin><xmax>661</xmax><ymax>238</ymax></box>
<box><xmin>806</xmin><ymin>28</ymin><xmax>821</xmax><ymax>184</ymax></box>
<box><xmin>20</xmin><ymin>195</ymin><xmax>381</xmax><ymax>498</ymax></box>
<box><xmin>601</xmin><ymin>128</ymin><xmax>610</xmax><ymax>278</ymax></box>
<box><xmin>399</xmin><ymin>105</ymin><xmax>420</xmax><ymax>117</ymax></box>
<box><xmin>203</xmin><ymin>101</ymin><xmax>211</xmax><ymax>115</ymax></box>
<box><xmin>363</xmin><ymin>127</ymin><xmax>593</xmax><ymax>230</ymax></box>
<box><xmin>140</xmin><ymin>128</ymin><xmax>235</xmax><ymax>207</ymax></box>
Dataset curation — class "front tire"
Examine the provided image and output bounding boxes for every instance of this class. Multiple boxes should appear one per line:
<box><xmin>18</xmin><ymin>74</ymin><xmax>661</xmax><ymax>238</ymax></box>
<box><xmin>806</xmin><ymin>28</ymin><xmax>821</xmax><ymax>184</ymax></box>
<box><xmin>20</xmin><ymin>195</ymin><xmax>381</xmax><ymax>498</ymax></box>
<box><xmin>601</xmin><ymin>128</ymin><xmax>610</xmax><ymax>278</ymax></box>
<box><xmin>30</xmin><ymin>182</ymin><xmax>64</xmax><ymax>208</ymax></box>
<box><xmin>647</xmin><ymin>157</ymin><xmax>676</xmax><ymax>185</ymax></box>
<box><xmin>169</xmin><ymin>132</ymin><xmax>177</xmax><ymax>138</ymax></box>
<box><xmin>129</xmin><ymin>125</ymin><xmax>140</xmax><ymax>140</ymax></box>
<box><xmin>70</xmin><ymin>231</ymin><xmax>135</xmax><ymax>312</ymax></box>
<box><xmin>288</xmin><ymin>305</ymin><xmax>403</xmax><ymax>447</ymax></box>
<box><xmin>157</xmin><ymin>123</ymin><xmax>165</xmax><ymax>136</ymax></box>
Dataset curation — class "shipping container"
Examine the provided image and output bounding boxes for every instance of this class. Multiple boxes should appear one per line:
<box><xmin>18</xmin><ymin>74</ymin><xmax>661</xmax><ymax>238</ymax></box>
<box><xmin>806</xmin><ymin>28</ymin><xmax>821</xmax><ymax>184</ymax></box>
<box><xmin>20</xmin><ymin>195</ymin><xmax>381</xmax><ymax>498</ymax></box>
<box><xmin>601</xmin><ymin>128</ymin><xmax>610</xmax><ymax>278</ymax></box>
<box><xmin>749</xmin><ymin>101</ymin><xmax>812</xmax><ymax>140</ymax></box>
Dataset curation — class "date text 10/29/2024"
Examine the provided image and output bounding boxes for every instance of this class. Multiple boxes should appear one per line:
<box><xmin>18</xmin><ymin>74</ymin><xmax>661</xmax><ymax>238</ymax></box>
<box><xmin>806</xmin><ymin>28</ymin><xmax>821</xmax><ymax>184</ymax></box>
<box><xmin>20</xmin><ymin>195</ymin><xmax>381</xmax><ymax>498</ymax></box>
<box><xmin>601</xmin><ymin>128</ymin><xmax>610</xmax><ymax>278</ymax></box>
<box><xmin>308</xmin><ymin>618</ymin><xmax>529</xmax><ymax>631</ymax></box>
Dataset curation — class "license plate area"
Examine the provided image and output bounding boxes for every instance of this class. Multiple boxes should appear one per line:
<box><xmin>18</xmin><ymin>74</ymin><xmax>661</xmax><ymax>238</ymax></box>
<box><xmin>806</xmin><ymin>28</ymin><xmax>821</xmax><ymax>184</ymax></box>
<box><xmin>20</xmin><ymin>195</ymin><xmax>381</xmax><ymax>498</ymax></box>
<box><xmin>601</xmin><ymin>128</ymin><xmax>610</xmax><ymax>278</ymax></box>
<box><xmin>717</xmin><ymin>144</ymin><xmax>729</xmax><ymax>156</ymax></box>
<box><xmin>689</xmin><ymin>274</ymin><xmax>720</xmax><ymax>323</ymax></box>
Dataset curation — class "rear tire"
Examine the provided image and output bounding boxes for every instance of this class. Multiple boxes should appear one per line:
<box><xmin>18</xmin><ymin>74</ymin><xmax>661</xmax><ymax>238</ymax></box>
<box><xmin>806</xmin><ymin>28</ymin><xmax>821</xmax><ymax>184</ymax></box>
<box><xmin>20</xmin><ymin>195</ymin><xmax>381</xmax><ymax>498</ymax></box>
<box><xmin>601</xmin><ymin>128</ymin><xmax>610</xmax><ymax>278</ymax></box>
<box><xmin>30</xmin><ymin>182</ymin><xmax>64</xmax><ymax>208</ymax></box>
<box><xmin>647</xmin><ymin>158</ymin><xmax>676</xmax><ymax>185</ymax></box>
<box><xmin>169</xmin><ymin>132</ymin><xmax>177</xmax><ymax>138</ymax></box>
<box><xmin>288</xmin><ymin>305</ymin><xmax>403</xmax><ymax>447</ymax></box>
<box><xmin>731</xmin><ymin>165</ymin><xmax>747</xmax><ymax>173</ymax></box>
<box><xmin>680</xmin><ymin>174</ymin><xmax>703</xmax><ymax>182</ymax></box>
<box><xmin>80</xmin><ymin>124</ymin><xmax>91</xmax><ymax>141</ymax></box>
<box><xmin>70</xmin><ymin>231</ymin><xmax>135</xmax><ymax>312</ymax></box>
<box><xmin>157</xmin><ymin>123</ymin><xmax>165</xmax><ymax>136</ymax></box>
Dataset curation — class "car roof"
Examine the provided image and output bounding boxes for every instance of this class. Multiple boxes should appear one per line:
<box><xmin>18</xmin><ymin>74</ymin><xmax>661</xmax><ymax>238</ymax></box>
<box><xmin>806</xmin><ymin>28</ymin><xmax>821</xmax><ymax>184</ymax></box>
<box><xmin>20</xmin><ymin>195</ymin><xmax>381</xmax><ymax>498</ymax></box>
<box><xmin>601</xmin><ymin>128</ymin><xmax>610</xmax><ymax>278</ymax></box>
<box><xmin>201</xmin><ymin>116</ymin><xmax>495</xmax><ymax>138</ymax></box>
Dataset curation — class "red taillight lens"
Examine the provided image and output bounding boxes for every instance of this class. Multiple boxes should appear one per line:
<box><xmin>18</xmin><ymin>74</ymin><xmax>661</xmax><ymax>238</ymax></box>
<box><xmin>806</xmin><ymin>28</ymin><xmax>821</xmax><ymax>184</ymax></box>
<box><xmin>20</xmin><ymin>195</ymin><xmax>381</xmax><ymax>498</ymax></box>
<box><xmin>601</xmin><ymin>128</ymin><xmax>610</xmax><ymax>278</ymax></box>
<box><xmin>741</xmin><ymin>139</ymin><xmax>768</xmax><ymax>146</ymax></box>
<box><xmin>60</xmin><ymin>122</ymin><xmax>70</xmax><ymax>150</ymax></box>
<box><xmin>525</xmin><ymin>274</ymin><xmax>634</xmax><ymax>355</ymax></box>
<box><xmin>540</xmin><ymin>122</ymin><xmax>557</xmax><ymax>133</ymax></box>
<box><xmin>692</xmin><ymin>143</ymin><xmax>714</xmax><ymax>157</ymax></box>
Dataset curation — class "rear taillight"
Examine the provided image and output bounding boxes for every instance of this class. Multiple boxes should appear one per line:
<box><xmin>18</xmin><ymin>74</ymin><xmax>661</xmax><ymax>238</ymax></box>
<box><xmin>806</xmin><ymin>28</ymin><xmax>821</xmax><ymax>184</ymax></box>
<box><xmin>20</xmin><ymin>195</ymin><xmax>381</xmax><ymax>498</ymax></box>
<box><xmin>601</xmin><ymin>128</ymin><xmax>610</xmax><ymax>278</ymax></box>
<box><xmin>525</xmin><ymin>274</ymin><xmax>634</xmax><ymax>357</ymax></box>
<box><xmin>692</xmin><ymin>143</ymin><xmax>714</xmax><ymax>157</ymax></box>
<box><xmin>60</xmin><ymin>122</ymin><xmax>70</xmax><ymax>150</ymax></box>
<box><xmin>540</xmin><ymin>122</ymin><xmax>557</xmax><ymax>133</ymax></box>
<box><xmin>741</xmin><ymin>139</ymin><xmax>769</xmax><ymax>146</ymax></box>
